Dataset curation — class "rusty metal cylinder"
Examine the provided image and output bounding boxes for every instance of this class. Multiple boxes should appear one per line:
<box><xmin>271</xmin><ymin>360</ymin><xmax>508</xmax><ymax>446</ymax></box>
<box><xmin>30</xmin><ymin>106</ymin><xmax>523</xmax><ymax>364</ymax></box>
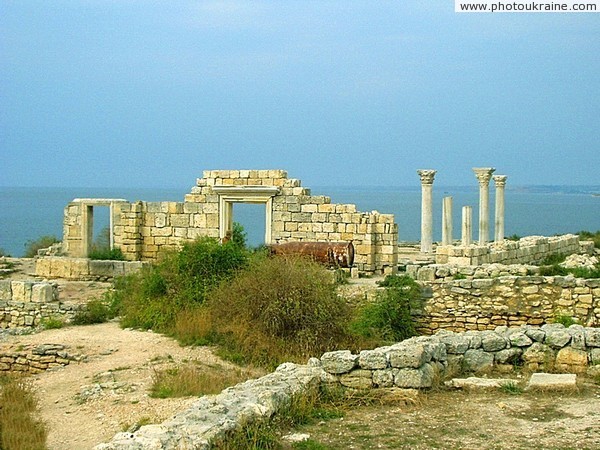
<box><xmin>269</xmin><ymin>241</ymin><xmax>354</xmax><ymax>268</ymax></box>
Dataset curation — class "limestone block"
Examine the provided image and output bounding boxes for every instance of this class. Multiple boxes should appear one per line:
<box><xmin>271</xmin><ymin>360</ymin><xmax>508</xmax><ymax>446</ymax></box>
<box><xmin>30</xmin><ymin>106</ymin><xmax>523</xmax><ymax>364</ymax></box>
<box><xmin>542</xmin><ymin>323</ymin><xmax>571</xmax><ymax>348</ymax></box>
<box><xmin>394</xmin><ymin>363</ymin><xmax>435</xmax><ymax>388</ymax></box>
<box><xmin>446</xmin><ymin>377</ymin><xmax>515</xmax><ymax>390</ymax></box>
<box><xmin>481</xmin><ymin>331</ymin><xmax>508</xmax><ymax>352</ymax></box>
<box><xmin>387</xmin><ymin>343</ymin><xmax>432</xmax><ymax>369</ymax></box>
<box><xmin>524</xmin><ymin>326</ymin><xmax>545</xmax><ymax>342</ymax></box>
<box><xmin>584</xmin><ymin>327</ymin><xmax>600</xmax><ymax>347</ymax></box>
<box><xmin>526</xmin><ymin>373</ymin><xmax>577</xmax><ymax>391</ymax></box>
<box><xmin>70</xmin><ymin>259</ymin><xmax>90</xmax><ymax>279</ymax></box>
<box><xmin>508</xmin><ymin>332</ymin><xmax>533</xmax><ymax>347</ymax></box>
<box><xmin>11</xmin><ymin>281</ymin><xmax>32</xmax><ymax>302</ymax></box>
<box><xmin>462</xmin><ymin>349</ymin><xmax>494</xmax><ymax>373</ymax></box>
<box><xmin>436</xmin><ymin>331</ymin><xmax>470</xmax><ymax>355</ymax></box>
<box><xmin>89</xmin><ymin>261</ymin><xmax>114</xmax><ymax>277</ymax></box>
<box><xmin>494</xmin><ymin>347</ymin><xmax>522</xmax><ymax>364</ymax></box>
<box><xmin>320</xmin><ymin>350</ymin><xmax>357</xmax><ymax>374</ymax></box>
<box><xmin>340</xmin><ymin>369</ymin><xmax>373</xmax><ymax>389</ymax></box>
<box><xmin>372</xmin><ymin>369</ymin><xmax>395</xmax><ymax>387</ymax></box>
<box><xmin>555</xmin><ymin>347</ymin><xmax>588</xmax><ymax>373</ymax></box>
<box><xmin>0</xmin><ymin>281</ymin><xmax>11</xmax><ymax>301</ymax></box>
<box><xmin>31</xmin><ymin>284</ymin><xmax>54</xmax><ymax>303</ymax></box>
<box><xmin>567</xmin><ymin>325</ymin><xmax>586</xmax><ymax>350</ymax></box>
<box><xmin>358</xmin><ymin>349</ymin><xmax>388</xmax><ymax>370</ymax></box>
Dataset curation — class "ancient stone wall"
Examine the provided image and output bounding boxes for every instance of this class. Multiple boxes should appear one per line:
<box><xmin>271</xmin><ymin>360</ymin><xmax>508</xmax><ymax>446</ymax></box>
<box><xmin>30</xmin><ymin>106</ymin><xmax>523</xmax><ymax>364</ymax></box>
<box><xmin>35</xmin><ymin>257</ymin><xmax>149</xmax><ymax>281</ymax></box>
<box><xmin>63</xmin><ymin>170</ymin><xmax>398</xmax><ymax>274</ymax></box>
<box><xmin>435</xmin><ymin>235</ymin><xmax>586</xmax><ymax>266</ymax></box>
<box><xmin>0</xmin><ymin>343</ymin><xmax>84</xmax><ymax>373</ymax></box>
<box><xmin>0</xmin><ymin>280</ymin><xmax>81</xmax><ymax>328</ymax></box>
<box><xmin>414</xmin><ymin>276</ymin><xmax>599</xmax><ymax>334</ymax></box>
<box><xmin>96</xmin><ymin>324</ymin><xmax>600</xmax><ymax>449</ymax></box>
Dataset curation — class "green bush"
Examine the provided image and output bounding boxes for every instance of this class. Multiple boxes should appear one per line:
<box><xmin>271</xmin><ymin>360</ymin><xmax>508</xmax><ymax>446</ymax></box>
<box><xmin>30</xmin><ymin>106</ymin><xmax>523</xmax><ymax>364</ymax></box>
<box><xmin>187</xmin><ymin>254</ymin><xmax>352</xmax><ymax>368</ymax></box>
<box><xmin>349</xmin><ymin>275</ymin><xmax>421</xmax><ymax>343</ymax></box>
<box><xmin>41</xmin><ymin>317</ymin><xmax>65</xmax><ymax>330</ymax></box>
<box><xmin>24</xmin><ymin>235</ymin><xmax>60</xmax><ymax>258</ymax></box>
<box><xmin>114</xmin><ymin>236</ymin><xmax>248</xmax><ymax>332</ymax></box>
<box><xmin>72</xmin><ymin>299</ymin><xmax>114</xmax><ymax>325</ymax></box>
<box><xmin>88</xmin><ymin>247</ymin><xmax>125</xmax><ymax>261</ymax></box>
<box><xmin>577</xmin><ymin>230</ymin><xmax>600</xmax><ymax>248</ymax></box>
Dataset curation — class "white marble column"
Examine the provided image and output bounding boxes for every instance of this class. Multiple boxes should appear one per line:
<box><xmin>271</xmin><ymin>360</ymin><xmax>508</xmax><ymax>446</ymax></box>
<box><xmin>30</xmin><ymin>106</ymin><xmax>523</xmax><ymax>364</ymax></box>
<box><xmin>493</xmin><ymin>175</ymin><xmax>507</xmax><ymax>242</ymax></box>
<box><xmin>442</xmin><ymin>196</ymin><xmax>453</xmax><ymax>246</ymax></box>
<box><xmin>417</xmin><ymin>169</ymin><xmax>436</xmax><ymax>253</ymax></box>
<box><xmin>473</xmin><ymin>167</ymin><xmax>495</xmax><ymax>245</ymax></box>
<box><xmin>462</xmin><ymin>206</ymin><xmax>472</xmax><ymax>246</ymax></box>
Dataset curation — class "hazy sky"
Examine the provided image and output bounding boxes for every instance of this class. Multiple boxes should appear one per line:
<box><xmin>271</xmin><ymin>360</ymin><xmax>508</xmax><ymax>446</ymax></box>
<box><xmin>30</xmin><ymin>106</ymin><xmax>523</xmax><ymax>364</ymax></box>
<box><xmin>1</xmin><ymin>1</ymin><xmax>599</xmax><ymax>188</ymax></box>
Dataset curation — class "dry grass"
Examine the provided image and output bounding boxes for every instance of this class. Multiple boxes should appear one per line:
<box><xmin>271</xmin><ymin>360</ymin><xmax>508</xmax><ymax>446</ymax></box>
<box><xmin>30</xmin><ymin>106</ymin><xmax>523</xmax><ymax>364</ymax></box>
<box><xmin>0</xmin><ymin>375</ymin><xmax>48</xmax><ymax>450</ymax></box>
<box><xmin>150</xmin><ymin>363</ymin><xmax>256</xmax><ymax>398</ymax></box>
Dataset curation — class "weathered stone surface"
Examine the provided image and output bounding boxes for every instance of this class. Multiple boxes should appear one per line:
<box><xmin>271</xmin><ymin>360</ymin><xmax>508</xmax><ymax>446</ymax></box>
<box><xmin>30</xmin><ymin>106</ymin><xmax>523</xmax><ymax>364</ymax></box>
<box><xmin>567</xmin><ymin>325</ymin><xmax>586</xmax><ymax>350</ymax></box>
<box><xmin>372</xmin><ymin>369</ymin><xmax>395</xmax><ymax>387</ymax></box>
<box><xmin>393</xmin><ymin>364</ymin><xmax>435</xmax><ymax>388</ymax></box>
<box><xmin>524</xmin><ymin>327</ymin><xmax>546</xmax><ymax>343</ymax></box>
<box><xmin>481</xmin><ymin>331</ymin><xmax>508</xmax><ymax>352</ymax></box>
<box><xmin>494</xmin><ymin>347</ymin><xmax>522</xmax><ymax>365</ymax></box>
<box><xmin>388</xmin><ymin>343</ymin><xmax>431</xmax><ymax>369</ymax></box>
<box><xmin>590</xmin><ymin>348</ymin><xmax>600</xmax><ymax>365</ymax></box>
<box><xmin>555</xmin><ymin>347</ymin><xmax>588</xmax><ymax>373</ymax></box>
<box><xmin>522</xmin><ymin>342</ymin><xmax>554</xmax><ymax>370</ymax></box>
<box><xmin>320</xmin><ymin>350</ymin><xmax>357</xmax><ymax>374</ymax></box>
<box><xmin>526</xmin><ymin>373</ymin><xmax>577</xmax><ymax>390</ymax></box>
<box><xmin>508</xmin><ymin>331</ymin><xmax>533</xmax><ymax>347</ymax></box>
<box><xmin>542</xmin><ymin>324</ymin><xmax>571</xmax><ymax>349</ymax></box>
<box><xmin>436</xmin><ymin>331</ymin><xmax>470</xmax><ymax>354</ymax></box>
<box><xmin>462</xmin><ymin>349</ymin><xmax>494</xmax><ymax>373</ymax></box>
<box><xmin>584</xmin><ymin>328</ymin><xmax>600</xmax><ymax>347</ymax></box>
<box><xmin>446</xmin><ymin>377</ymin><xmax>517</xmax><ymax>390</ymax></box>
<box><xmin>358</xmin><ymin>349</ymin><xmax>387</xmax><ymax>370</ymax></box>
<box><xmin>340</xmin><ymin>369</ymin><xmax>372</xmax><ymax>389</ymax></box>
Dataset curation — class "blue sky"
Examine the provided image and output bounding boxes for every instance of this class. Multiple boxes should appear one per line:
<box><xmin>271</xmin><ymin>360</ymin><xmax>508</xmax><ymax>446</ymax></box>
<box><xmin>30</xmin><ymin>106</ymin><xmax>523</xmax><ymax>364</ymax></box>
<box><xmin>1</xmin><ymin>1</ymin><xmax>599</xmax><ymax>188</ymax></box>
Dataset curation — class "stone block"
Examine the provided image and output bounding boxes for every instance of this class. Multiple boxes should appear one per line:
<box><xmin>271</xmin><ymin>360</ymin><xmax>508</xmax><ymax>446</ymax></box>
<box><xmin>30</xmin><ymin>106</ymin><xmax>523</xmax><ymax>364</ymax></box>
<box><xmin>320</xmin><ymin>350</ymin><xmax>357</xmax><ymax>374</ymax></box>
<box><xmin>555</xmin><ymin>347</ymin><xmax>588</xmax><ymax>373</ymax></box>
<box><xmin>31</xmin><ymin>284</ymin><xmax>54</xmax><ymax>303</ymax></box>
<box><xmin>526</xmin><ymin>373</ymin><xmax>577</xmax><ymax>391</ymax></box>
<box><xmin>372</xmin><ymin>369</ymin><xmax>395</xmax><ymax>387</ymax></box>
<box><xmin>462</xmin><ymin>349</ymin><xmax>494</xmax><ymax>373</ymax></box>
<box><xmin>584</xmin><ymin>327</ymin><xmax>600</xmax><ymax>347</ymax></box>
<box><xmin>0</xmin><ymin>281</ymin><xmax>11</xmax><ymax>301</ymax></box>
<box><xmin>11</xmin><ymin>281</ymin><xmax>32</xmax><ymax>302</ymax></box>
<box><xmin>481</xmin><ymin>331</ymin><xmax>508</xmax><ymax>352</ymax></box>
<box><xmin>388</xmin><ymin>343</ymin><xmax>432</xmax><ymax>369</ymax></box>
<box><xmin>394</xmin><ymin>363</ymin><xmax>435</xmax><ymax>388</ymax></box>
<box><xmin>340</xmin><ymin>369</ymin><xmax>373</xmax><ymax>389</ymax></box>
<box><xmin>542</xmin><ymin>324</ymin><xmax>571</xmax><ymax>348</ymax></box>
<box><xmin>358</xmin><ymin>350</ymin><xmax>388</xmax><ymax>370</ymax></box>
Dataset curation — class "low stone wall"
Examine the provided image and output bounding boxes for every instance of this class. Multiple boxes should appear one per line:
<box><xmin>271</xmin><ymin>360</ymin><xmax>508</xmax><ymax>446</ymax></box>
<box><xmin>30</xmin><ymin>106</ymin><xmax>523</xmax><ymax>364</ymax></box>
<box><xmin>319</xmin><ymin>324</ymin><xmax>600</xmax><ymax>389</ymax></box>
<box><xmin>0</xmin><ymin>343</ymin><xmax>85</xmax><ymax>373</ymax></box>
<box><xmin>35</xmin><ymin>257</ymin><xmax>148</xmax><ymax>281</ymax></box>
<box><xmin>435</xmin><ymin>235</ymin><xmax>589</xmax><ymax>266</ymax></box>
<box><xmin>97</xmin><ymin>324</ymin><xmax>600</xmax><ymax>449</ymax></box>
<box><xmin>95</xmin><ymin>363</ymin><xmax>323</xmax><ymax>450</ymax></box>
<box><xmin>415</xmin><ymin>276</ymin><xmax>600</xmax><ymax>333</ymax></box>
<box><xmin>0</xmin><ymin>280</ymin><xmax>82</xmax><ymax>328</ymax></box>
<box><xmin>407</xmin><ymin>262</ymin><xmax>538</xmax><ymax>282</ymax></box>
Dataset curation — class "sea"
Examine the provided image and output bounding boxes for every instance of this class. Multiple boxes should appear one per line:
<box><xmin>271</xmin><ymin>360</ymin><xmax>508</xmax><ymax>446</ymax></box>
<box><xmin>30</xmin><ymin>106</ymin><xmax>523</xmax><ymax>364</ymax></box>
<box><xmin>0</xmin><ymin>185</ymin><xmax>599</xmax><ymax>257</ymax></box>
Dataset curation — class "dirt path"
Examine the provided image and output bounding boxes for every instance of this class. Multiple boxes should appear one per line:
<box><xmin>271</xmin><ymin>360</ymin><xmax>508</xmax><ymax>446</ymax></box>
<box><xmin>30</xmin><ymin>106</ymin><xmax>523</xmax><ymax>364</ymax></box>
<box><xmin>7</xmin><ymin>322</ymin><xmax>244</xmax><ymax>450</ymax></box>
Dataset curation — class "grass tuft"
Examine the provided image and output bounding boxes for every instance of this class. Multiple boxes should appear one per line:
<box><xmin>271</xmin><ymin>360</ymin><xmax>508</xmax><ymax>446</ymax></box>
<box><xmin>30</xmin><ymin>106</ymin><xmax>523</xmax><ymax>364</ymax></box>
<box><xmin>0</xmin><ymin>375</ymin><xmax>48</xmax><ymax>450</ymax></box>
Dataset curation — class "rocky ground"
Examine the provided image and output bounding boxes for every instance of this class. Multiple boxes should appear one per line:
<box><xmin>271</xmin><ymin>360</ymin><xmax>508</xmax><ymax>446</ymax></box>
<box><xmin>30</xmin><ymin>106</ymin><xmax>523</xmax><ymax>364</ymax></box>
<box><xmin>1</xmin><ymin>258</ymin><xmax>599</xmax><ymax>449</ymax></box>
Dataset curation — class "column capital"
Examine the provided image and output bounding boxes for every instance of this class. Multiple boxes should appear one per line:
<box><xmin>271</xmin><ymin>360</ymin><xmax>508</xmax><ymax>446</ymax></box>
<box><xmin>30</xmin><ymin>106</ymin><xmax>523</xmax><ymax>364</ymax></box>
<box><xmin>417</xmin><ymin>169</ymin><xmax>437</xmax><ymax>185</ymax></box>
<box><xmin>473</xmin><ymin>167</ymin><xmax>496</xmax><ymax>186</ymax></box>
<box><xmin>493</xmin><ymin>175</ymin><xmax>507</xmax><ymax>187</ymax></box>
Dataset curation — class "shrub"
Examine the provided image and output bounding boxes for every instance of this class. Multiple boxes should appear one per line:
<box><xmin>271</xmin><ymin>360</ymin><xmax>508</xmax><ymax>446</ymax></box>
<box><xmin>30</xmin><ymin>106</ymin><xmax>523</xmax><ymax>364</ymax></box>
<box><xmin>24</xmin><ymin>235</ymin><xmax>60</xmax><ymax>258</ymax></box>
<box><xmin>115</xmin><ymin>236</ymin><xmax>248</xmax><ymax>332</ymax></box>
<box><xmin>349</xmin><ymin>275</ymin><xmax>421</xmax><ymax>343</ymax></box>
<box><xmin>88</xmin><ymin>247</ymin><xmax>125</xmax><ymax>261</ymax></box>
<box><xmin>188</xmin><ymin>254</ymin><xmax>352</xmax><ymax>368</ymax></box>
<box><xmin>553</xmin><ymin>314</ymin><xmax>577</xmax><ymax>327</ymax></box>
<box><xmin>72</xmin><ymin>299</ymin><xmax>113</xmax><ymax>325</ymax></box>
<box><xmin>0</xmin><ymin>375</ymin><xmax>48</xmax><ymax>449</ymax></box>
<box><xmin>41</xmin><ymin>317</ymin><xmax>65</xmax><ymax>330</ymax></box>
<box><xmin>577</xmin><ymin>230</ymin><xmax>600</xmax><ymax>248</ymax></box>
<box><xmin>539</xmin><ymin>253</ymin><xmax>566</xmax><ymax>266</ymax></box>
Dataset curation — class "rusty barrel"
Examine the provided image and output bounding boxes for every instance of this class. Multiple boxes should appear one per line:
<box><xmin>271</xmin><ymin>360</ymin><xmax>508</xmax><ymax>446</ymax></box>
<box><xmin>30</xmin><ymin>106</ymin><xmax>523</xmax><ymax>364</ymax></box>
<box><xmin>269</xmin><ymin>241</ymin><xmax>354</xmax><ymax>268</ymax></box>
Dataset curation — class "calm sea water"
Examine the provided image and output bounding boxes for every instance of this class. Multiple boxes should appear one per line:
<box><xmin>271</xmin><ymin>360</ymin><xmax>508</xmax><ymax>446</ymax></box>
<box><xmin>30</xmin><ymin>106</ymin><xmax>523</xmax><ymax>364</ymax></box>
<box><xmin>0</xmin><ymin>185</ymin><xmax>598</xmax><ymax>257</ymax></box>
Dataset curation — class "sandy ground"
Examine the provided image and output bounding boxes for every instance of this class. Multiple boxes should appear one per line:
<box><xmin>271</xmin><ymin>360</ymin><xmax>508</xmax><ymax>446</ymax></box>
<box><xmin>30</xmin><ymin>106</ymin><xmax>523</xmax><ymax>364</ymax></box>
<box><xmin>6</xmin><ymin>322</ymin><xmax>240</xmax><ymax>449</ymax></box>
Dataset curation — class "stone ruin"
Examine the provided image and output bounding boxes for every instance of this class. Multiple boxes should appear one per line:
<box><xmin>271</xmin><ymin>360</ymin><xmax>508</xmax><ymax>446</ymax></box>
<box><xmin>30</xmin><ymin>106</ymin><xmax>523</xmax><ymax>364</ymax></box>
<box><xmin>61</xmin><ymin>170</ymin><xmax>397</xmax><ymax>275</ymax></box>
